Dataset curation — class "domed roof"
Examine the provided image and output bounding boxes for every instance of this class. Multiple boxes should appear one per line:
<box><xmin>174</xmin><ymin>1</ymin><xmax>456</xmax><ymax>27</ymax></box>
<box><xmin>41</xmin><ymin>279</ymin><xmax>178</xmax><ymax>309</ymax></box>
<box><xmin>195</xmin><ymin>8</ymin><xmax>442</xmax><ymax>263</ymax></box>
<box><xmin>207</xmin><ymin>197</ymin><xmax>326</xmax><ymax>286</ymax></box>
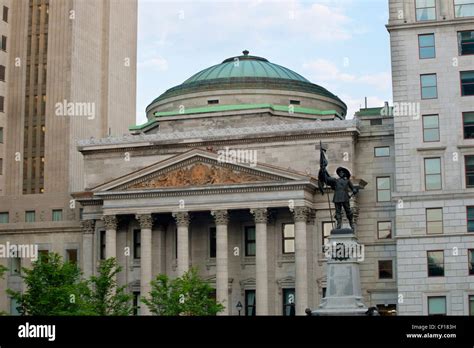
<box><xmin>183</xmin><ymin>51</ymin><xmax>310</xmax><ymax>84</ymax></box>
<box><xmin>147</xmin><ymin>51</ymin><xmax>346</xmax><ymax>112</ymax></box>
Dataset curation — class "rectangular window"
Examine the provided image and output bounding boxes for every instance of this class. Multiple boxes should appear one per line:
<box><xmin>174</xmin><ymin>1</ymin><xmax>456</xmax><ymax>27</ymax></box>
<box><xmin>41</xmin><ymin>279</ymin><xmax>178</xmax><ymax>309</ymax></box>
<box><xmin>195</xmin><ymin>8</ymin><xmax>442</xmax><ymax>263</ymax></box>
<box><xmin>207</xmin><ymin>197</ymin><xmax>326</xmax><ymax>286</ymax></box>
<box><xmin>25</xmin><ymin>211</ymin><xmax>35</xmax><ymax>223</ymax></box>
<box><xmin>66</xmin><ymin>249</ymin><xmax>78</xmax><ymax>265</ymax></box>
<box><xmin>466</xmin><ymin>155</ymin><xmax>474</xmax><ymax>187</ymax></box>
<box><xmin>207</xmin><ymin>99</ymin><xmax>219</xmax><ymax>105</ymax></box>
<box><xmin>133</xmin><ymin>292</ymin><xmax>141</xmax><ymax>316</ymax></box>
<box><xmin>52</xmin><ymin>209</ymin><xmax>62</xmax><ymax>221</ymax></box>
<box><xmin>378</xmin><ymin>260</ymin><xmax>393</xmax><ymax>279</ymax></box>
<box><xmin>426</xmin><ymin>208</ymin><xmax>443</xmax><ymax>234</ymax></box>
<box><xmin>419</xmin><ymin>33</ymin><xmax>435</xmax><ymax>59</ymax></box>
<box><xmin>421</xmin><ymin>74</ymin><xmax>437</xmax><ymax>99</ymax></box>
<box><xmin>0</xmin><ymin>212</ymin><xmax>9</xmax><ymax>223</ymax></box>
<box><xmin>427</xmin><ymin>250</ymin><xmax>444</xmax><ymax>277</ymax></box>
<box><xmin>290</xmin><ymin>100</ymin><xmax>301</xmax><ymax>105</ymax></box>
<box><xmin>209</xmin><ymin>227</ymin><xmax>216</xmax><ymax>258</ymax></box>
<box><xmin>469</xmin><ymin>249</ymin><xmax>474</xmax><ymax>275</ymax></box>
<box><xmin>282</xmin><ymin>288</ymin><xmax>295</xmax><ymax>316</ymax></box>
<box><xmin>455</xmin><ymin>0</ymin><xmax>474</xmax><ymax>17</ymax></box>
<box><xmin>464</xmin><ymin>112</ymin><xmax>474</xmax><ymax>139</ymax></box>
<box><xmin>458</xmin><ymin>31</ymin><xmax>474</xmax><ymax>55</ymax></box>
<box><xmin>0</xmin><ymin>65</ymin><xmax>5</xmax><ymax>81</ymax></box>
<box><xmin>10</xmin><ymin>257</ymin><xmax>21</xmax><ymax>275</ymax></box>
<box><xmin>99</xmin><ymin>230</ymin><xmax>106</xmax><ymax>260</ymax></box>
<box><xmin>377</xmin><ymin>221</ymin><xmax>392</xmax><ymax>239</ymax></box>
<box><xmin>370</xmin><ymin>119</ymin><xmax>382</xmax><ymax>126</ymax></box>
<box><xmin>1</xmin><ymin>35</ymin><xmax>6</xmax><ymax>51</ymax></box>
<box><xmin>416</xmin><ymin>0</ymin><xmax>436</xmax><ymax>21</ymax></box>
<box><xmin>38</xmin><ymin>249</ymin><xmax>49</xmax><ymax>263</ymax></box>
<box><xmin>467</xmin><ymin>207</ymin><xmax>474</xmax><ymax>232</ymax></box>
<box><xmin>428</xmin><ymin>296</ymin><xmax>446</xmax><ymax>316</ymax></box>
<box><xmin>133</xmin><ymin>230</ymin><xmax>141</xmax><ymax>260</ymax></box>
<box><xmin>245</xmin><ymin>226</ymin><xmax>256</xmax><ymax>257</ymax></box>
<box><xmin>470</xmin><ymin>295</ymin><xmax>474</xmax><ymax>315</ymax></box>
<box><xmin>0</xmin><ymin>96</ymin><xmax>4</xmax><ymax>112</ymax></box>
<box><xmin>245</xmin><ymin>290</ymin><xmax>256</xmax><ymax>316</ymax></box>
<box><xmin>3</xmin><ymin>6</ymin><xmax>8</xmax><ymax>22</ymax></box>
<box><xmin>423</xmin><ymin>115</ymin><xmax>440</xmax><ymax>142</ymax></box>
<box><xmin>282</xmin><ymin>224</ymin><xmax>295</xmax><ymax>254</ymax></box>
<box><xmin>376</xmin><ymin>177</ymin><xmax>391</xmax><ymax>202</ymax></box>
<box><xmin>462</xmin><ymin>71</ymin><xmax>474</xmax><ymax>96</ymax></box>
<box><xmin>425</xmin><ymin>158</ymin><xmax>442</xmax><ymax>190</ymax></box>
<box><xmin>374</xmin><ymin>147</ymin><xmax>390</xmax><ymax>157</ymax></box>
<box><xmin>322</xmin><ymin>222</ymin><xmax>332</xmax><ymax>252</ymax></box>
<box><xmin>0</xmin><ymin>127</ymin><xmax>3</xmax><ymax>143</ymax></box>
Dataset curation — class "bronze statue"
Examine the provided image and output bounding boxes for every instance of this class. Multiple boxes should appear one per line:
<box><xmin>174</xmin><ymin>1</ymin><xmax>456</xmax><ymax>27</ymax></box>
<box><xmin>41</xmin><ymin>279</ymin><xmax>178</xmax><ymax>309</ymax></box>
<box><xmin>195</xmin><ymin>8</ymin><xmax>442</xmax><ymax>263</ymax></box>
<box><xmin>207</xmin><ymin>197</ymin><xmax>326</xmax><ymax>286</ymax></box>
<box><xmin>318</xmin><ymin>143</ymin><xmax>358</xmax><ymax>230</ymax></box>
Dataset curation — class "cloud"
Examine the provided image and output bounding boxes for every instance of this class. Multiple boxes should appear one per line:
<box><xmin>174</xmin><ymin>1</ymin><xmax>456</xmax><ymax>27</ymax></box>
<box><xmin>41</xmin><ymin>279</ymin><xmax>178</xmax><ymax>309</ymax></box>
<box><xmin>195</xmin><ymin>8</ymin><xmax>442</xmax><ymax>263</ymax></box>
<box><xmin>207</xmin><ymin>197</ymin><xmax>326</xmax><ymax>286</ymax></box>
<box><xmin>138</xmin><ymin>56</ymin><xmax>169</xmax><ymax>71</ymax></box>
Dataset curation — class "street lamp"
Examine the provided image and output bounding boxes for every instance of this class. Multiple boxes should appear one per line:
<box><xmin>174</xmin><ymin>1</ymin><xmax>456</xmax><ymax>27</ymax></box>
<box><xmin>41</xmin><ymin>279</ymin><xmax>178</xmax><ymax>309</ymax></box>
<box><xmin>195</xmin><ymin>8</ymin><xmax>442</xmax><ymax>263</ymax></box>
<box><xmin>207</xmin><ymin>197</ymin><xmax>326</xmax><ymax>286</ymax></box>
<box><xmin>236</xmin><ymin>301</ymin><xmax>243</xmax><ymax>316</ymax></box>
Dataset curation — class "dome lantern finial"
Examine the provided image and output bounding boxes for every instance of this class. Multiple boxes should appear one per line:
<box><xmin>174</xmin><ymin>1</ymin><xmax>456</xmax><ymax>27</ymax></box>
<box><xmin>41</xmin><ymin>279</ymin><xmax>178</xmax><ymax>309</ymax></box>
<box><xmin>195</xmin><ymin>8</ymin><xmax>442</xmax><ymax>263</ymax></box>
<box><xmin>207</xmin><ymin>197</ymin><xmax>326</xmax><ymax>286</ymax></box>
<box><xmin>242</xmin><ymin>50</ymin><xmax>249</xmax><ymax>56</ymax></box>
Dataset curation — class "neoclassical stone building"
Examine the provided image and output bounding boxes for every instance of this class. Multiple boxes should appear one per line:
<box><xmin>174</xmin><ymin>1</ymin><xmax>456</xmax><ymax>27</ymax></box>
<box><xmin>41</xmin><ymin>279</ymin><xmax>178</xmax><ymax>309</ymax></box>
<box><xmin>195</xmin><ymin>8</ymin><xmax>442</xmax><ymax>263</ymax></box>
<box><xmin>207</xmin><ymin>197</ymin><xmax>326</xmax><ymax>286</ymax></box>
<box><xmin>73</xmin><ymin>51</ymin><xmax>397</xmax><ymax>316</ymax></box>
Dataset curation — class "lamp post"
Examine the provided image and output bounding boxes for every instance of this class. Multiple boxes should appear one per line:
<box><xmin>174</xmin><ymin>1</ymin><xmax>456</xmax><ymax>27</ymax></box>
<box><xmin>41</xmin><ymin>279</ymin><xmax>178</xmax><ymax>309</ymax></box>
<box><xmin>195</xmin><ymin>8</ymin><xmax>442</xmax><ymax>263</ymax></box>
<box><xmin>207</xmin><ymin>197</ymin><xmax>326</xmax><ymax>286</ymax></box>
<box><xmin>236</xmin><ymin>301</ymin><xmax>243</xmax><ymax>316</ymax></box>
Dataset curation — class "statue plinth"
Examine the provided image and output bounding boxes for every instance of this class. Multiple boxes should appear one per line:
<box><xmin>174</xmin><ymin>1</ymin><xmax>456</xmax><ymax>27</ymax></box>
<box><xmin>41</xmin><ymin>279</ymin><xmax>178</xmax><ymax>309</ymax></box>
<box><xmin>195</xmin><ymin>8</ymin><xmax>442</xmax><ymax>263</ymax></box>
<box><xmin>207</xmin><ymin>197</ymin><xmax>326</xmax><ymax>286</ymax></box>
<box><xmin>311</xmin><ymin>228</ymin><xmax>368</xmax><ymax>316</ymax></box>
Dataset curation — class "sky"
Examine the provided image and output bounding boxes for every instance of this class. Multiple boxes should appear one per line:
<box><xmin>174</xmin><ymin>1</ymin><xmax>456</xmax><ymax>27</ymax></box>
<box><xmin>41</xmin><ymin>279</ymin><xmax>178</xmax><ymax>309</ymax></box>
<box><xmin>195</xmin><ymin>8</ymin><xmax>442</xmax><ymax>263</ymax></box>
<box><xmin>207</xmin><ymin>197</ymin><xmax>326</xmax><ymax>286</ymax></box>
<box><xmin>136</xmin><ymin>0</ymin><xmax>392</xmax><ymax>125</ymax></box>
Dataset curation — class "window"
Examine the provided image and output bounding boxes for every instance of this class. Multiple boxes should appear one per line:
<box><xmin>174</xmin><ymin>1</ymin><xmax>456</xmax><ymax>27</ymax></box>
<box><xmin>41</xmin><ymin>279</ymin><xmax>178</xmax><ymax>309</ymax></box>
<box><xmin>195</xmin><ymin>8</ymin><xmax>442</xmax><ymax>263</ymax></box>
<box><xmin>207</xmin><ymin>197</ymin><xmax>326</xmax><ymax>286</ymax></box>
<box><xmin>322</xmin><ymin>222</ymin><xmax>332</xmax><ymax>252</ymax></box>
<box><xmin>290</xmin><ymin>100</ymin><xmax>301</xmax><ymax>105</ymax></box>
<box><xmin>209</xmin><ymin>227</ymin><xmax>216</xmax><ymax>258</ymax></box>
<box><xmin>455</xmin><ymin>0</ymin><xmax>474</xmax><ymax>17</ymax></box>
<box><xmin>461</xmin><ymin>71</ymin><xmax>474</xmax><ymax>96</ymax></box>
<box><xmin>38</xmin><ymin>249</ymin><xmax>49</xmax><ymax>263</ymax></box>
<box><xmin>469</xmin><ymin>249</ymin><xmax>474</xmax><ymax>275</ymax></box>
<box><xmin>0</xmin><ymin>65</ymin><xmax>5</xmax><ymax>81</ymax></box>
<box><xmin>466</xmin><ymin>155</ymin><xmax>474</xmax><ymax>187</ymax></box>
<box><xmin>370</xmin><ymin>119</ymin><xmax>382</xmax><ymax>126</ymax></box>
<box><xmin>425</xmin><ymin>158</ymin><xmax>442</xmax><ymax>190</ymax></box>
<box><xmin>464</xmin><ymin>113</ymin><xmax>474</xmax><ymax>139</ymax></box>
<box><xmin>10</xmin><ymin>298</ymin><xmax>20</xmax><ymax>316</ymax></box>
<box><xmin>377</xmin><ymin>221</ymin><xmax>392</xmax><ymax>239</ymax></box>
<box><xmin>470</xmin><ymin>295</ymin><xmax>474</xmax><ymax>315</ymax></box>
<box><xmin>66</xmin><ymin>249</ymin><xmax>77</xmax><ymax>265</ymax></box>
<box><xmin>282</xmin><ymin>224</ymin><xmax>295</xmax><ymax>254</ymax></box>
<box><xmin>245</xmin><ymin>290</ymin><xmax>256</xmax><ymax>316</ymax></box>
<box><xmin>376</xmin><ymin>177</ymin><xmax>391</xmax><ymax>202</ymax></box>
<box><xmin>415</xmin><ymin>0</ymin><xmax>436</xmax><ymax>21</ymax></box>
<box><xmin>374</xmin><ymin>147</ymin><xmax>390</xmax><ymax>157</ymax></box>
<box><xmin>421</xmin><ymin>74</ymin><xmax>437</xmax><ymax>99</ymax></box>
<box><xmin>133</xmin><ymin>292</ymin><xmax>141</xmax><ymax>316</ymax></box>
<box><xmin>0</xmin><ymin>127</ymin><xmax>3</xmax><ymax>143</ymax></box>
<box><xmin>99</xmin><ymin>230</ymin><xmax>106</xmax><ymax>260</ymax></box>
<box><xmin>419</xmin><ymin>34</ymin><xmax>435</xmax><ymax>59</ymax></box>
<box><xmin>467</xmin><ymin>207</ymin><xmax>474</xmax><ymax>232</ymax></box>
<box><xmin>426</xmin><ymin>208</ymin><xmax>443</xmax><ymax>234</ymax></box>
<box><xmin>0</xmin><ymin>96</ymin><xmax>4</xmax><ymax>112</ymax></box>
<box><xmin>458</xmin><ymin>31</ymin><xmax>474</xmax><ymax>55</ymax></box>
<box><xmin>2</xmin><ymin>6</ymin><xmax>8</xmax><ymax>22</ymax></box>
<box><xmin>376</xmin><ymin>304</ymin><xmax>397</xmax><ymax>316</ymax></box>
<box><xmin>0</xmin><ymin>35</ymin><xmax>6</xmax><ymax>51</ymax></box>
<box><xmin>0</xmin><ymin>212</ymin><xmax>8</xmax><ymax>223</ymax></box>
<box><xmin>423</xmin><ymin>115</ymin><xmax>440</xmax><ymax>142</ymax></box>
<box><xmin>133</xmin><ymin>230</ymin><xmax>141</xmax><ymax>259</ymax></box>
<box><xmin>52</xmin><ymin>209</ymin><xmax>62</xmax><ymax>221</ymax></box>
<box><xmin>10</xmin><ymin>257</ymin><xmax>21</xmax><ymax>275</ymax></box>
<box><xmin>207</xmin><ymin>99</ymin><xmax>219</xmax><ymax>105</ymax></box>
<box><xmin>427</xmin><ymin>250</ymin><xmax>444</xmax><ymax>277</ymax></box>
<box><xmin>245</xmin><ymin>226</ymin><xmax>256</xmax><ymax>256</ymax></box>
<box><xmin>282</xmin><ymin>288</ymin><xmax>295</xmax><ymax>316</ymax></box>
<box><xmin>378</xmin><ymin>260</ymin><xmax>393</xmax><ymax>279</ymax></box>
<box><xmin>25</xmin><ymin>211</ymin><xmax>35</xmax><ymax>223</ymax></box>
<box><xmin>428</xmin><ymin>296</ymin><xmax>446</xmax><ymax>316</ymax></box>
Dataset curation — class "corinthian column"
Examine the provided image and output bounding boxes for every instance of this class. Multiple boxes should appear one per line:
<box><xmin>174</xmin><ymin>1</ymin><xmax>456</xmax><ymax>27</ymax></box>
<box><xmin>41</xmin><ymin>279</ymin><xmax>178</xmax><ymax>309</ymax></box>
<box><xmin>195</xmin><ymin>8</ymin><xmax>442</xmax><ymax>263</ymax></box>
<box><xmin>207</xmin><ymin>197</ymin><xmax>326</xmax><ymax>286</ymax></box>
<box><xmin>211</xmin><ymin>210</ymin><xmax>229</xmax><ymax>315</ymax></box>
<box><xmin>102</xmin><ymin>215</ymin><xmax>117</xmax><ymax>260</ymax></box>
<box><xmin>80</xmin><ymin>219</ymin><xmax>95</xmax><ymax>279</ymax></box>
<box><xmin>292</xmin><ymin>206</ymin><xmax>310</xmax><ymax>315</ymax></box>
<box><xmin>136</xmin><ymin>214</ymin><xmax>153</xmax><ymax>315</ymax></box>
<box><xmin>251</xmin><ymin>208</ymin><xmax>268</xmax><ymax>315</ymax></box>
<box><xmin>172</xmin><ymin>212</ymin><xmax>190</xmax><ymax>275</ymax></box>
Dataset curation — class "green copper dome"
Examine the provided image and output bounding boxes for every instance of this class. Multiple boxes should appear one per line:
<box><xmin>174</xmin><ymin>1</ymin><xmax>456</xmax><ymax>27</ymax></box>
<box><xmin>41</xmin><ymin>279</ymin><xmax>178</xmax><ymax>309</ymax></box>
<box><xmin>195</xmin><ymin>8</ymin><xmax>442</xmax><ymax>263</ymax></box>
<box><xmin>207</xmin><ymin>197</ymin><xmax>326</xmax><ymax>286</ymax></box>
<box><xmin>183</xmin><ymin>52</ymin><xmax>310</xmax><ymax>84</ymax></box>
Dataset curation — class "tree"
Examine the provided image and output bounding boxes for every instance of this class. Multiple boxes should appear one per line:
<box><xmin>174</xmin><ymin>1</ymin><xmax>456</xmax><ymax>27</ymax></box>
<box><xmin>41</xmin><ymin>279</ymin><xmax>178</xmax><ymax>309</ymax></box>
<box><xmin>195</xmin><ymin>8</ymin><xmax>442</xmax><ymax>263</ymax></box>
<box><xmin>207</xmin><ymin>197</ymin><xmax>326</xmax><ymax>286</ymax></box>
<box><xmin>0</xmin><ymin>264</ymin><xmax>6</xmax><ymax>279</ymax></box>
<box><xmin>7</xmin><ymin>253</ymin><xmax>91</xmax><ymax>315</ymax></box>
<box><xmin>143</xmin><ymin>268</ymin><xmax>224</xmax><ymax>316</ymax></box>
<box><xmin>86</xmin><ymin>258</ymin><xmax>133</xmax><ymax>316</ymax></box>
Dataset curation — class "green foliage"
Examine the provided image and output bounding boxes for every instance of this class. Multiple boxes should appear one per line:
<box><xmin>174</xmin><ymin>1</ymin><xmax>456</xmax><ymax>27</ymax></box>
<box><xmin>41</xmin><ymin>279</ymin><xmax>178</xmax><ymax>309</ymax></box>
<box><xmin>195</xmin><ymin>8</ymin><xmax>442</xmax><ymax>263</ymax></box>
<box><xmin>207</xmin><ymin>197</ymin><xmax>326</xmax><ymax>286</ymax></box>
<box><xmin>143</xmin><ymin>268</ymin><xmax>224</xmax><ymax>316</ymax></box>
<box><xmin>0</xmin><ymin>264</ymin><xmax>6</xmax><ymax>279</ymax></box>
<box><xmin>7</xmin><ymin>253</ymin><xmax>91</xmax><ymax>315</ymax></box>
<box><xmin>86</xmin><ymin>258</ymin><xmax>133</xmax><ymax>316</ymax></box>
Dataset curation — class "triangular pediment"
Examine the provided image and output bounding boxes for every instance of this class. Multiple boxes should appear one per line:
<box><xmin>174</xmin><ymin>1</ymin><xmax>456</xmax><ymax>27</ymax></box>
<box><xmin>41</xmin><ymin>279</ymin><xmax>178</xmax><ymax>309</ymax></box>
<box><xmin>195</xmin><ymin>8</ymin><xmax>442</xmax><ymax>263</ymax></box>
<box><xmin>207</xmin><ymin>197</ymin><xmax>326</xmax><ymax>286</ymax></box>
<box><xmin>91</xmin><ymin>148</ymin><xmax>314</xmax><ymax>192</ymax></box>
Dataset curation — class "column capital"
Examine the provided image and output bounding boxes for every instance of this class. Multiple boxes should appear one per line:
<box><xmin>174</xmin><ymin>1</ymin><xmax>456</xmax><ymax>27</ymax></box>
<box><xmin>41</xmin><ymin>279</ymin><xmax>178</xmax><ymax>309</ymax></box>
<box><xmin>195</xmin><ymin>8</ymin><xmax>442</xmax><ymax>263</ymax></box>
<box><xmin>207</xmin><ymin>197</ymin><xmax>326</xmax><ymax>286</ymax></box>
<box><xmin>80</xmin><ymin>219</ymin><xmax>95</xmax><ymax>234</ymax></box>
<box><xmin>250</xmin><ymin>208</ymin><xmax>267</xmax><ymax>224</ymax></box>
<box><xmin>136</xmin><ymin>214</ymin><xmax>153</xmax><ymax>229</ymax></box>
<box><xmin>102</xmin><ymin>215</ymin><xmax>117</xmax><ymax>230</ymax></box>
<box><xmin>306</xmin><ymin>209</ymin><xmax>316</xmax><ymax>225</ymax></box>
<box><xmin>292</xmin><ymin>206</ymin><xmax>310</xmax><ymax>223</ymax></box>
<box><xmin>172</xmin><ymin>211</ymin><xmax>190</xmax><ymax>227</ymax></box>
<box><xmin>211</xmin><ymin>210</ymin><xmax>228</xmax><ymax>225</ymax></box>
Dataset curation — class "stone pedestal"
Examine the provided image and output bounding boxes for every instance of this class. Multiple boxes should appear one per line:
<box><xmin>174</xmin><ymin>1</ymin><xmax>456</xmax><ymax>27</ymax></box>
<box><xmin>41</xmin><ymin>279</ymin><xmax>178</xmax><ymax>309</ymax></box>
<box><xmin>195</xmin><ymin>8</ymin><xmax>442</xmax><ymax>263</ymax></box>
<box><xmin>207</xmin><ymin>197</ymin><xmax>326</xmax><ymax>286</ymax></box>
<box><xmin>312</xmin><ymin>228</ymin><xmax>367</xmax><ymax>316</ymax></box>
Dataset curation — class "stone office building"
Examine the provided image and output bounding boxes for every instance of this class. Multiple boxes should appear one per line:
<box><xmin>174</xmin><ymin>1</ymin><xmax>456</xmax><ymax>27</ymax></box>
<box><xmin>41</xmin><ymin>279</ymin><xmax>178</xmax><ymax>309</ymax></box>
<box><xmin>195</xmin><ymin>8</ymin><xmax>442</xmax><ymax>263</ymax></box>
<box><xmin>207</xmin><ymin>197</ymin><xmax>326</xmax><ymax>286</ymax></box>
<box><xmin>73</xmin><ymin>51</ymin><xmax>397</xmax><ymax>316</ymax></box>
